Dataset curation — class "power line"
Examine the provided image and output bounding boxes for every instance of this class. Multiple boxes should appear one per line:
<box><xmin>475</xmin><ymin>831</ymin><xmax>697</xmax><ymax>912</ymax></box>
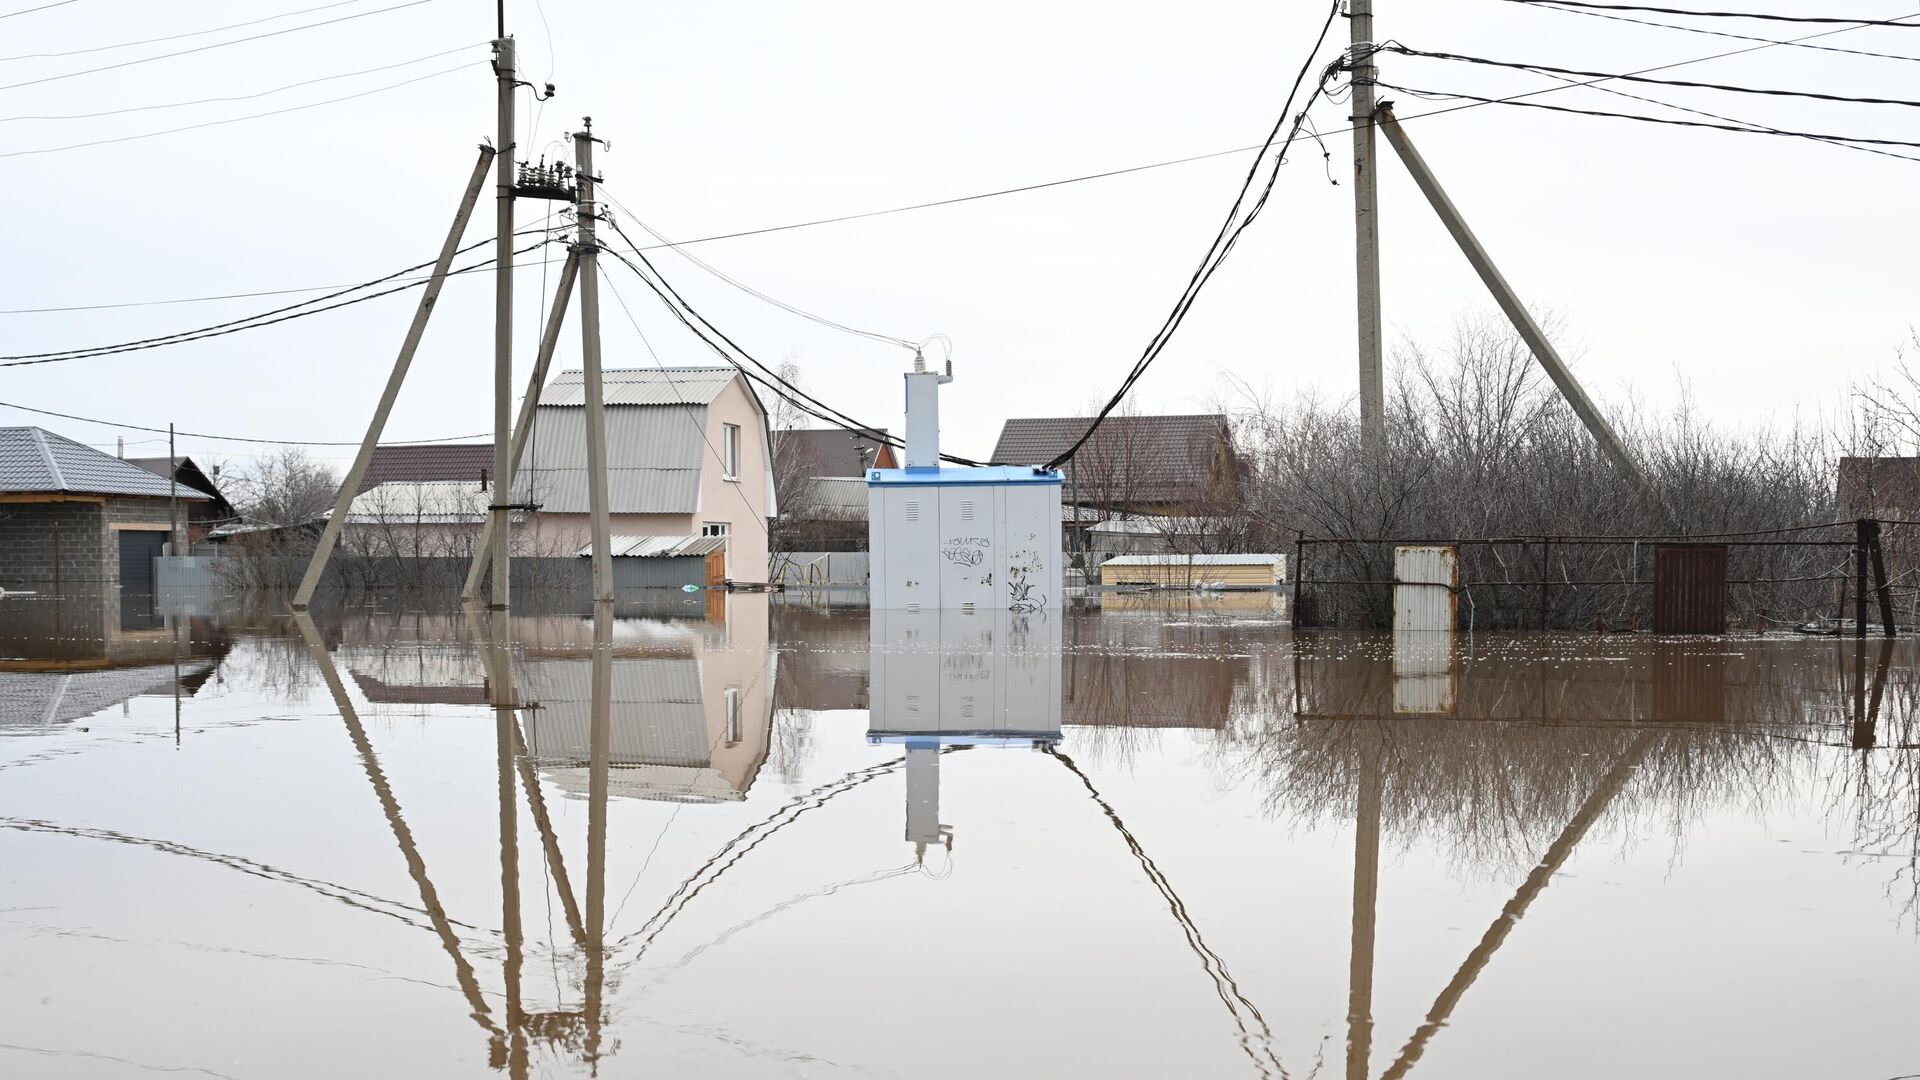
<box><xmin>0</xmin><ymin>0</ymin><xmax>371</xmax><ymax>62</ymax></box>
<box><xmin>1496</xmin><ymin>0</ymin><xmax>1920</xmax><ymax>64</ymax></box>
<box><xmin>0</xmin><ymin>60</ymin><xmax>479</xmax><ymax>158</ymax></box>
<box><xmin>1044</xmin><ymin>1</ymin><xmax>1343</xmax><ymax>471</ymax></box>
<box><xmin>7</xmin><ymin>11</ymin><xmax>1898</xmax><ymax>318</ymax></box>
<box><xmin>1377</xmin><ymin>79</ymin><xmax>1920</xmax><ymax>150</ymax></box>
<box><xmin>1385</xmin><ymin>44</ymin><xmax>1920</xmax><ymax>109</ymax></box>
<box><xmin>0</xmin><ymin>231</ymin><xmax>564</xmax><ymax>367</ymax></box>
<box><xmin>598</xmin><ymin>185</ymin><xmax>919</xmax><ymax>351</ymax></box>
<box><xmin>1498</xmin><ymin>0</ymin><xmax>1920</xmax><ymax>28</ymax></box>
<box><xmin>0</xmin><ymin>43</ymin><xmax>484</xmax><ymax>123</ymax></box>
<box><xmin>0</xmin><ymin>0</ymin><xmax>76</xmax><ymax>20</ymax></box>
<box><xmin>1502</xmin><ymin>64</ymin><xmax>1920</xmax><ymax>162</ymax></box>
<box><xmin>0</xmin><ymin>398</ymin><xmax>486</xmax><ymax>446</ymax></box>
<box><xmin>0</xmin><ymin>0</ymin><xmax>436</xmax><ymax>93</ymax></box>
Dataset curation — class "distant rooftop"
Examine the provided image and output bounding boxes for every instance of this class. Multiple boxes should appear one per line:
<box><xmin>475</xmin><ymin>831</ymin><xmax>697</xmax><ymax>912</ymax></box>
<box><xmin>358</xmin><ymin>443</ymin><xmax>494</xmax><ymax>494</ymax></box>
<box><xmin>0</xmin><ymin>427</ymin><xmax>205</xmax><ymax>500</ymax></box>
<box><xmin>991</xmin><ymin>414</ymin><xmax>1236</xmax><ymax>505</ymax></box>
<box><xmin>778</xmin><ymin>428</ymin><xmax>894</xmax><ymax>478</ymax></box>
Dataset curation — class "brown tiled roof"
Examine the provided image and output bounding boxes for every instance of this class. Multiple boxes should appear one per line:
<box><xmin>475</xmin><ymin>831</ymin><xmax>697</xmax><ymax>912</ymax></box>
<box><xmin>358</xmin><ymin>444</ymin><xmax>495</xmax><ymax>493</ymax></box>
<box><xmin>991</xmin><ymin>414</ymin><xmax>1233</xmax><ymax>505</ymax></box>
<box><xmin>776</xmin><ymin>428</ymin><xmax>895</xmax><ymax>477</ymax></box>
<box><xmin>1839</xmin><ymin>457</ymin><xmax>1920</xmax><ymax>516</ymax></box>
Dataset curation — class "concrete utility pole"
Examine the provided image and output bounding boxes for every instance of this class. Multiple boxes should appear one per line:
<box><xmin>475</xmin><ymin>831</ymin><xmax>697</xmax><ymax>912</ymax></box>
<box><xmin>489</xmin><ymin>35</ymin><xmax>517</xmax><ymax>608</ymax></box>
<box><xmin>1376</xmin><ymin>107</ymin><xmax>1646</xmax><ymax>486</ymax></box>
<box><xmin>1350</xmin><ymin>0</ymin><xmax>1385</xmax><ymax>455</ymax></box>
<box><xmin>574</xmin><ymin>120</ymin><xmax>615</xmax><ymax>603</ymax></box>
<box><xmin>461</xmin><ymin>251</ymin><xmax>581</xmax><ymax>603</ymax></box>
<box><xmin>292</xmin><ymin>149</ymin><xmax>495</xmax><ymax>610</ymax></box>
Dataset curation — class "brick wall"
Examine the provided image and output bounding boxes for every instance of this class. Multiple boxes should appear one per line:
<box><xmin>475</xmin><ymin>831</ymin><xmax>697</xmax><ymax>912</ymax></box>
<box><xmin>0</xmin><ymin>501</ymin><xmax>108</xmax><ymax>591</ymax></box>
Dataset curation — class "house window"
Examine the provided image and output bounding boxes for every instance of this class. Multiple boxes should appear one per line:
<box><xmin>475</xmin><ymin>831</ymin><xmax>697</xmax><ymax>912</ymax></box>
<box><xmin>723</xmin><ymin>687</ymin><xmax>742</xmax><ymax>747</ymax></box>
<box><xmin>702</xmin><ymin>522</ymin><xmax>730</xmax><ymax>540</ymax></box>
<box><xmin>722</xmin><ymin>423</ymin><xmax>741</xmax><ymax>481</ymax></box>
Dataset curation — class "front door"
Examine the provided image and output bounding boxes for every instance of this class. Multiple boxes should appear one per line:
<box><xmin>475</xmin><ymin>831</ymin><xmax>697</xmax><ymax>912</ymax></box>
<box><xmin>117</xmin><ymin>530</ymin><xmax>164</xmax><ymax>592</ymax></box>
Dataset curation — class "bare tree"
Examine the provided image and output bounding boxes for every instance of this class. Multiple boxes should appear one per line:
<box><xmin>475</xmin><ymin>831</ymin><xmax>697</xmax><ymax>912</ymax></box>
<box><xmin>227</xmin><ymin>448</ymin><xmax>340</xmax><ymax>527</ymax></box>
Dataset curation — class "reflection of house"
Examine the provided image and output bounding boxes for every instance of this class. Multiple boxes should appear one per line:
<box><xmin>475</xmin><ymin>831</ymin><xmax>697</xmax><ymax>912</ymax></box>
<box><xmin>125</xmin><ymin>456</ymin><xmax>236</xmax><ymax>543</ymax></box>
<box><xmin>991</xmin><ymin>414</ymin><xmax>1242</xmax><ymax>518</ymax></box>
<box><xmin>333</xmin><ymin>600</ymin><xmax>777</xmax><ymax>802</ymax></box>
<box><xmin>521</xmin><ymin>368</ymin><xmax>777</xmax><ymax>583</ymax></box>
<box><xmin>518</xmin><ymin>605</ymin><xmax>775</xmax><ymax>802</ymax></box>
<box><xmin>0</xmin><ymin>661</ymin><xmax>218</xmax><ymax>729</ymax></box>
<box><xmin>0</xmin><ymin>427</ymin><xmax>209</xmax><ymax>593</ymax></box>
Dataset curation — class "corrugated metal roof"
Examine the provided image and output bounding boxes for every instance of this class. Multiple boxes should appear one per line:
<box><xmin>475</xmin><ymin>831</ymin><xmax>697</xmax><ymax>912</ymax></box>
<box><xmin>356</xmin><ymin>444</ymin><xmax>493</xmax><ymax>493</ymax></box>
<box><xmin>0</xmin><ymin>663</ymin><xmax>214</xmax><ymax>728</ymax></box>
<box><xmin>0</xmin><ymin>427</ymin><xmax>199</xmax><ymax>499</ymax></box>
<box><xmin>540</xmin><ymin>367</ymin><xmax>739</xmax><ymax>407</ymax></box>
<box><xmin>521</xmin><ymin>403</ymin><xmax>708</xmax><ymax>514</ymax></box>
<box><xmin>1100</xmin><ymin>553</ymin><xmax>1284</xmax><ymax>567</ymax></box>
<box><xmin>991</xmin><ymin>414</ymin><xmax>1233</xmax><ymax>505</ymax></box>
<box><xmin>518</xmin><ymin>657</ymin><xmax>711</xmax><ymax>767</ymax></box>
<box><xmin>582</xmin><ymin>534</ymin><xmax>728</xmax><ymax>558</ymax></box>
<box><xmin>341</xmin><ymin>481</ymin><xmax>495</xmax><ymax>523</ymax></box>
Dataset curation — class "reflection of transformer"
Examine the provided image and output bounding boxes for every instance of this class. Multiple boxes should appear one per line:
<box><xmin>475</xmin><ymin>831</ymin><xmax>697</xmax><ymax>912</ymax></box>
<box><xmin>868</xmin><ymin>609</ymin><xmax>1063</xmax><ymax>856</ymax></box>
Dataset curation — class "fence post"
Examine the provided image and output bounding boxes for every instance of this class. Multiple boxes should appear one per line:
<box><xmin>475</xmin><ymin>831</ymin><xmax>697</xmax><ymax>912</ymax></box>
<box><xmin>1539</xmin><ymin>538</ymin><xmax>1552</xmax><ymax>632</ymax></box>
<box><xmin>1866</xmin><ymin>518</ymin><xmax>1895</xmax><ymax>637</ymax></box>
<box><xmin>1294</xmin><ymin>530</ymin><xmax>1309</xmax><ymax>629</ymax></box>
<box><xmin>1855</xmin><ymin>519</ymin><xmax>1870</xmax><ymax>639</ymax></box>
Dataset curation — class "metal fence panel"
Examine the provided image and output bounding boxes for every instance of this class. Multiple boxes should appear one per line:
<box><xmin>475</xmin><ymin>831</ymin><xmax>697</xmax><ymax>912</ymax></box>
<box><xmin>1653</xmin><ymin>544</ymin><xmax>1729</xmax><ymax>635</ymax></box>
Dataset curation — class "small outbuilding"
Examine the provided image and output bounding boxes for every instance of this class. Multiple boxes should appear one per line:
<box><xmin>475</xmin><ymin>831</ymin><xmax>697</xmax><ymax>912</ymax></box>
<box><xmin>1098</xmin><ymin>553</ymin><xmax>1285</xmax><ymax>589</ymax></box>
<box><xmin>0</xmin><ymin>426</ymin><xmax>209</xmax><ymax>594</ymax></box>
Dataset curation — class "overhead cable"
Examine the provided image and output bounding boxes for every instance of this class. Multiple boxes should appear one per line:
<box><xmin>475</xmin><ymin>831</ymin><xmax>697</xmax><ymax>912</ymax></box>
<box><xmin>598</xmin><ymin>186</ymin><xmax>919</xmax><ymax>350</ymax></box>
<box><xmin>0</xmin><ymin>0</ymin><xmax>77</xmax><ymax>19</ymax></box>
<box><xmin>1497</xmin><ymin>0</ymin><xmax>1920</xmax><ymax>63</ymax></box>
<box><xmin>1044</xmin><ymin>1</ymin><xmax>1343</xmax><ymax>471</ymax></box>
<box><xmin>0</xmin><ymin>0</ymin><xmax>437</xmax><ymax>93</ymax></box>
<box><xmin>9</xmin><ymin>9</ymin><xmax>1892</xmax><ymax>317</ymax></box>
<box><xmin>1497</xmin><ymin>0</ymin><xmax>1920</xmax><ymax>28</ymax></box>
<box><xmin>1376</xmin><ymin>80</ymin><xmax>1920</xmax><ymax>150</ymax></box>
<box><xmin>1385</xmin><ymin>44</ymin><xmax>1920</xmax><ymax>109</ymax></box>
<box><xmin>0</xmin><ymin>0</ymin><xmax>371</xmax><ymax>62</ymax></box>
<box><xmin>0</xmin><ymin>230</ymin><xmax>564</xmax><ymax>367</ymax></box>
<box><xmin>0</xmin><ymin>60</ymin><xmax>479</xmax><ymax>157</ymax></box>
<box><xmin>0</xmin><ymin>43</ymin><xmax>485</xmax><ymax>123</ymax></box>
<box><xmin>0</xmin><ymin>398</ymin><xmax>486</xmax><ymax>446</ymax></box>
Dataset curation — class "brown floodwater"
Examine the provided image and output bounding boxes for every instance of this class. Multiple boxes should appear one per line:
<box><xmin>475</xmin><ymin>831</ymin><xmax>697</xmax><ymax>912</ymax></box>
<box><xmin>2</xmin><ymin>591</ymin><xmax>1917</xmax><ymax>1079</ymax></box>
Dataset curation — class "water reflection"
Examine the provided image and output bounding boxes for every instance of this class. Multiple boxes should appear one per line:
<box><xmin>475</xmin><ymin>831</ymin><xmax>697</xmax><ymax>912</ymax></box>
<box><xmin>4</xmin><ymin>597</ymin><xmax>1920</xmax><ymax>1078</ymax></box>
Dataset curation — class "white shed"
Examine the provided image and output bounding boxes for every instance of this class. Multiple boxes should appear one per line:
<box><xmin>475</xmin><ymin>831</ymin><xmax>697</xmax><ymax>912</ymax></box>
<box><xmin>867</xmin><ymin>466</ymin><xmax>1063</xmax><ymax>611</ymax></box>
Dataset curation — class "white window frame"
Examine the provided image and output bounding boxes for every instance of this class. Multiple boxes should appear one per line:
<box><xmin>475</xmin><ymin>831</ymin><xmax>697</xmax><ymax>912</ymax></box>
<box><xmin>721</xmin><ymin>422</ymin><xmax>741</xmax><ymax>481</ymax></box>
<box><xmin>723</xmin><ymin>687</ymin><xmax>742</xmax><ymax>747</ymax></box>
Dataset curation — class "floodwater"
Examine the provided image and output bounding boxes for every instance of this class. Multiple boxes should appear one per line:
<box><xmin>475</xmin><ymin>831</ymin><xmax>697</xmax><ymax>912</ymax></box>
<box><xmin>2</xmin><ymin>590</ymin><xmax>1917</xmax><ymax>1080</ymax></box>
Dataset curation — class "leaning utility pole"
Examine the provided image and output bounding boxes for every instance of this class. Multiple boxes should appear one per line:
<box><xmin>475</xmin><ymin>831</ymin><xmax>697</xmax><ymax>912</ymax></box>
<box><xmin>1349</xmin><ymin>0</ymin><xmax>1385</xmax><ymax>455</ymax></box>
<box><xmin>488</xmin><ymin>33</ymin><xmax>518</xmax><ymax>608</ymax></box>
<box><xmin>574</xmin><ymin>119</ymin><xmax>616</xmax><ymax>603</ymax></box>
<box><xmin>1376</xmin><ymin>107</ymin><xmax>1644</xmax><ymax>485</ymax></box>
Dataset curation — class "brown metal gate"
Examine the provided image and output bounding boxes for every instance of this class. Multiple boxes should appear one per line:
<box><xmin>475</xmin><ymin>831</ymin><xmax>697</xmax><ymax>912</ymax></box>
<box><xmin>1652</xmin><ymin>543</ymin><xmax>1728</xmax><ymax>635</ymax></box>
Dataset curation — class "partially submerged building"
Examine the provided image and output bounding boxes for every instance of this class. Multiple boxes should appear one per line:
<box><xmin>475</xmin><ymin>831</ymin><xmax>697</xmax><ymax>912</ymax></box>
<box><xmin>0</xmin><ymin>426</ymin><xmax>208</xmax><ymax>594</ymax></box>
<box><xmin>521</xmin><ymin>368</ymin><xmax>777</xmax><ymax>583</ymax></box>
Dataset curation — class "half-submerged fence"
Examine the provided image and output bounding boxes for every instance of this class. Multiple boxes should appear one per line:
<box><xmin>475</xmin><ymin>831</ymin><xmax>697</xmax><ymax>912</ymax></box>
<box><xmin>1294</xmin><ymin>518</ymin><xmax>1902</xmax><ymax>635</ymax></box>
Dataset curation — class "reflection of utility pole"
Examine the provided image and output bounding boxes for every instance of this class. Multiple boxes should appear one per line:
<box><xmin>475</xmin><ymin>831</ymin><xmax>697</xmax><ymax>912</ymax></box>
<box><xmin>1853</xmin><ymin>638</ymin><xmax>1894</xmax><ymax>752</ymax></box>
<box><xmin>485</xmin><ymin>611</ymin><xmax>529</xmax><ymax>1079</ymax></box>
<box><xmin>1347</xmin><ymin>734</ymin><xmax>1382</xmax><ymax>1080</ymax></box>
<box><xmin>1380</xmin><ymin>732</ymin><xmax>1655</xmax><ymax>1080</ymax></box>
<box><xmin>903</xmin><ymin>741</ymin><xmax>952</xmax><ymax>862</ymax></box>
<box><xmin>292</xmin><ymin>615</ymin><xmax>503</xmax><ymax>1048</ymax></box>
<box><xmin>584</xmin><ymin>604</ymin><xmax>613</xmax><ymax>1065</ymax></box>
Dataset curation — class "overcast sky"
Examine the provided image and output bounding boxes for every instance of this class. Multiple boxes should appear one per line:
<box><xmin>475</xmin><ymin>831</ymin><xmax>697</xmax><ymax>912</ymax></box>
<box><xmin>4</xmin><ymin>0</ymin><xmax>1918</xmax><ymax>477</ymax></box>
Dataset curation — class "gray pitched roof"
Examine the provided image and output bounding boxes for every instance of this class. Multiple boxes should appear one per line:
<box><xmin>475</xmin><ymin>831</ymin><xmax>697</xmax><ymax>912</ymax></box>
<box><xmin>777</xmin><ymin>428</ymin><xmax>894</xmax><ymax>478</ymax></box>
<box><xmin>990</xmin><ymin>414</ymin><xmax>1234</xmax><ymax>505</ymax></box>
<box><xmin>0</xmin><ymin>427</ymin><xmax>203</xmax><ymax>499</ymax></box>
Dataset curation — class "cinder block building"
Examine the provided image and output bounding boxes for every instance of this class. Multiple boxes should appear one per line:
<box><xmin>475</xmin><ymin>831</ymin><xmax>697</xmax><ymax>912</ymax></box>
<box><xmin>0</xmin><ymin>427</ymin><xmax>208</xmax><ymax>594</ymax></box>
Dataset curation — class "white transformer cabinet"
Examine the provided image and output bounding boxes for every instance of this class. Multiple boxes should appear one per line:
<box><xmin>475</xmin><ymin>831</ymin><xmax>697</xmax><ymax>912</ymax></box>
<box><xmin>868</xmin><ymin>466</ymin><xmax>1062</xmax><ymax>610</ymax></box>
<box><xmin>867</xmin><ymin>362</ymin><xmax>1063</xmax><ymax>610</ymax></box>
